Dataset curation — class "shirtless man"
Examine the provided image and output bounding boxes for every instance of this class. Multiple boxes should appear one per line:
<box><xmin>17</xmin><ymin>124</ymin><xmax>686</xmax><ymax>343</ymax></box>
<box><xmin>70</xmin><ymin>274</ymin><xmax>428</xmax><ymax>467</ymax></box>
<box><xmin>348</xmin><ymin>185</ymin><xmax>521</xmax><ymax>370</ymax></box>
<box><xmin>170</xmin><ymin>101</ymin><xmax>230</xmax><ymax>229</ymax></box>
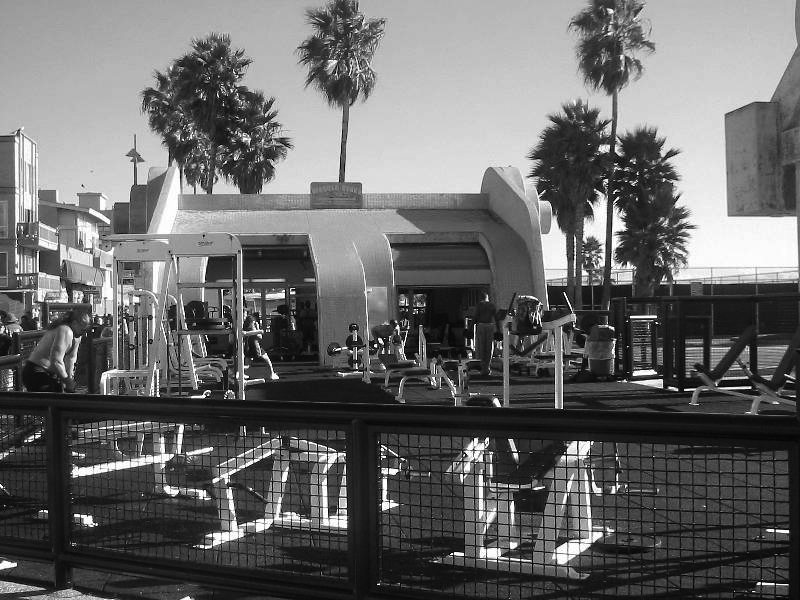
<box><xmin>22</xmin><ymin>310</ymin><xmax>92</xmax><ymax>393</ymax></box>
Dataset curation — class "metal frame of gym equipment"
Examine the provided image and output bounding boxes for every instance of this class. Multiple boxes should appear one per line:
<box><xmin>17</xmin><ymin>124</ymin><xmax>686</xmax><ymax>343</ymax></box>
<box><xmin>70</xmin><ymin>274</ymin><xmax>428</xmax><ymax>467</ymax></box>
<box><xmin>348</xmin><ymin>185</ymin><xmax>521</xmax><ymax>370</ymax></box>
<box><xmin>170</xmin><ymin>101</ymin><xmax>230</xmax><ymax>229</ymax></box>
<box><xmin>79</xmin><ymin>234</ymin><xmax>247</xmax><ymax>505</ymax></box>
<box><xmin>98</xmin><ymin>234</ymin><xmax>398</xmax><ymax>548</ymax></box>
<box><xmin>104</xmin><ymin>232</ymin><xmax>247</xmax><ymax>400</ymax></box>
<box><xmin>328</xmin><ymin>326</ymin><xmax>373</xmax><ymax>381</ymax></box>
<box><xmin>188</xmin><ymin>436</ymin><xmax>403</xmax><ymax>549</ymax></box>
<box><xmin>192</xmin><ymin>435</ymin><xmax>347</xmax><ymax>549</ymax></box>
<box><xmin>380</xmin><ymin>326</ymin><xmax>438</xmax><ymax>402</ymax></box>
<box><xmin>438</xmin><ymin>436</ymin><xmax>601</xmax><ymax>579</ymax></box>
<box><xmin>328</xmin><ymin>323</ymin><xmax>402</xmax><ymax>384</ymax></box>
<box><xmin>162</xmin><ymin>293</ymin><xmax>232</xmax><ymax>393</ymax></box>
<box><xmin>500</xmin><ymin>305</ymin><xmax>577</xmax><ymax>410</ymax></box>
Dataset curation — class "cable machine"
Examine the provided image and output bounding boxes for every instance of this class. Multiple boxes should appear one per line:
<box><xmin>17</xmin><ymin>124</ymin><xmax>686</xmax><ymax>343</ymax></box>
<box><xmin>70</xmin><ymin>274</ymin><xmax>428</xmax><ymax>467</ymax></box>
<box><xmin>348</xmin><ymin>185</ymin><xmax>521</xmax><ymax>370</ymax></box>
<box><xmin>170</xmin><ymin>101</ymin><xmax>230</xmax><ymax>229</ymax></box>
<box><xmin>103</xmin><ymin>233</ymin><xmax>246</xmax><ymax>399</ymax></box>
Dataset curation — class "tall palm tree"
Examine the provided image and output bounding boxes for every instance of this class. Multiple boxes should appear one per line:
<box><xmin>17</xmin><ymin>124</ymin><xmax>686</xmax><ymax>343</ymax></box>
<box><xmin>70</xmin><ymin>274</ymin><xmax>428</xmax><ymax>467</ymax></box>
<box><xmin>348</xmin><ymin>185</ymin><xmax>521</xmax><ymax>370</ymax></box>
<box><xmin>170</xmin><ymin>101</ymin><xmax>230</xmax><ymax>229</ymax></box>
<box><xmin>141</xmin><ymin>66</ymin><xmax>202</xmax><ymax>187</ymax></box>
<box><xmin>221</xmin><ymin>90</ymin><xmax>294</xmax><ymax>194</ymax></box>
<box><xmin>172</xmin><ymin>33</ymin><xmax>253</xmax><ymax>193</ymax></box>
<box><xmin>570</xmin><ymin>0</ymin><xmax>655</xmax><ymax>309</ymax></box>
<box><xmin>615</xmin><ymin>184</ymin><xmax>695</xmax><ymax>296</ymax></box>
<box><xmin>528</xmin><ymin>100</ymin><xmax>609</xmax><ymax>308</ymax></box>
<box><xmin>614</xmin><ymin>125</ymin><xmax>680</xmax><ymax>216</ymax></box>
<box><xmin>297</xmin><ymin>0</ymin><xmax>386</xmax><ymax>182</ymax></box>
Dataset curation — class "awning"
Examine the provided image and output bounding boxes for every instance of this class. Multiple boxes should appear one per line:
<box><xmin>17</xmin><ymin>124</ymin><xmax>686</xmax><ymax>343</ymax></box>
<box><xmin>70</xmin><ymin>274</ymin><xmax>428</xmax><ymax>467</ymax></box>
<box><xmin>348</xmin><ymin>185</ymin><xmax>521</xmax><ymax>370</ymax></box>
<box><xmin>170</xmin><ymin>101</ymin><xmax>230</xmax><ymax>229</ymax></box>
<box><xmin>391</xmin><ymin>243</ymin><xmax>489</xmax><ymax>271</ymax></box>
<box><xmin>391</xmin><ymin>243</ymin><xmax>491</xmax><ymax>287</ymax></box>
<box><xmin>62</xmin><ymin>260</ymin><xmax>104</xmax><ymax>287</ymax></box>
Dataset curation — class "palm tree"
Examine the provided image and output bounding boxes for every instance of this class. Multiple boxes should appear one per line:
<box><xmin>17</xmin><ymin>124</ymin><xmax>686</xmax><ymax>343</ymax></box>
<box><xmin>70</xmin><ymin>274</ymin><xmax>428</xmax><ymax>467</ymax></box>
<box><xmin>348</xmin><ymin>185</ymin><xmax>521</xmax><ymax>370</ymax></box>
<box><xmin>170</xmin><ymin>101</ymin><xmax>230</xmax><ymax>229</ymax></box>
<box><xmin>615</xmin><ymin>184</ymin><xmax>695</xmax><ymax>296</ymax></box>
<box><xmin>613</xmin><ymin>125</ymin><xmax>680</xmax><ymax>216</ymax></box>
<box><xmin>221</xmin><ymin>90</ymin><xmax>294</xmax><ymax>194</ymax></box>
<box><xmin>582</xmin><ymin>235</ymin><xmax>603</xmax><ymax>279</ymax></box>
<box><xmin>172</xmin><ymin>33</ymin><xmax>253</xmax><ymax>193</ymax></box>
<box><xmin>582</xmin><ymin>235</ymin><xmax>603</xmax><ymax>307</ymax></box>
<box><xmin>570</xmin><ymin>0</ymin><xmax>655</xmax><ymax>309</ymax></box>
<box><xmin>142</xmin><ymin>33</ymin><xmax>292</xmax><ymax>194</ymax></box>
<box><xmin>141</xmin><ymin>66</ymin><xmax>202</xmax><ymax>187</ymax></box>
<box><xmin>528</xmin><ymin>100</ymin><xmax>609</xmax><ymax>308</ymax></box>
<box><xmin>297</xmin><ymin>0</ymin><xmax>386</xmax><ymax>182</ymax></box>
<box><xmin>183</xmin><ymin>138</ymin><xmax>214</xmax><ymax>194</ymax></box>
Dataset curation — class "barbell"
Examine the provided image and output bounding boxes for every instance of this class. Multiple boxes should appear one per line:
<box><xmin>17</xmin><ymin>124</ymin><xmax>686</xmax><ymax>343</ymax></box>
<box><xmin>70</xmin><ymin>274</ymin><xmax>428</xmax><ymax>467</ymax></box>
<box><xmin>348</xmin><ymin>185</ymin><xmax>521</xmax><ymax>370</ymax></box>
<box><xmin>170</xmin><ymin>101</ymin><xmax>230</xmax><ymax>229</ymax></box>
<box><xmin>327</xmin><ymin>340</ymin><xmax>380</xmax><ymax>357</ymax></box>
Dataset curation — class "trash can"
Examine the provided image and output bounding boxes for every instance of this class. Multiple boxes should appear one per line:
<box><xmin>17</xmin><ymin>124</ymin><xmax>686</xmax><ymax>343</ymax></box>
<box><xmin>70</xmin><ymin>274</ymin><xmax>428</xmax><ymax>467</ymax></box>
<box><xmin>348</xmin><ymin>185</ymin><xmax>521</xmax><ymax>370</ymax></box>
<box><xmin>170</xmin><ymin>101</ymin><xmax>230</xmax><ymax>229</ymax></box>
<box><xmin>585</xmin><ymin>325</ymin><xmax>616</xmax><ymax>376</ymax></box>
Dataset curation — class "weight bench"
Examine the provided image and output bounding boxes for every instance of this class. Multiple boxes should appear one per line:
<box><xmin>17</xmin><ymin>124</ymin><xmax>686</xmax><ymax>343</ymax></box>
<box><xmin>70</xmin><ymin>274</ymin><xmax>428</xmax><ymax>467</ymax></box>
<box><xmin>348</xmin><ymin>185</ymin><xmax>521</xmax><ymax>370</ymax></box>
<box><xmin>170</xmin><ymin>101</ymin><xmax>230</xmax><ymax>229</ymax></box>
<box><xmin>735</xmin><ymin>326</ymin><xmax>800</xmax><ymax>414</ymax></box>
<box><xmin>690</xmin><ymin>325</ymin><xmax>757</xmax><ymax>407</ymax></box>
<box><xmin>380</xmin><ymin>356</ymin><xmax>434</xmax><ymax>403</ymax></box>
<box><xmin>191</xmin><ymin>436</ymin><xmax>402</xmax><ymax>549</ymax></box>
<box><xmin>439</xmin><ymin>400</ymin><xmax>599</xmax><ymax>579</ymax></box>
<box><xmin>429</xmin><ymin>358</ymin><xmax>483</xmax><ymax>405</ymax></box>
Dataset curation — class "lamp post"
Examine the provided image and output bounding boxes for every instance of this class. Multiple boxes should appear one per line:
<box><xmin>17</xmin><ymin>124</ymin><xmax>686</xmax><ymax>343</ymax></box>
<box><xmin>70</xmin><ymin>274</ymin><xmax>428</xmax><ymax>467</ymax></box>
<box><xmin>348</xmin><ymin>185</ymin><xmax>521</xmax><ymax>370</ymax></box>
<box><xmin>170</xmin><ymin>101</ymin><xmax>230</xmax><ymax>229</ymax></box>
<box><xmin>125</xmin><ymin>135</ymin><xmax>145</xmax><ymax>186</ymax></box>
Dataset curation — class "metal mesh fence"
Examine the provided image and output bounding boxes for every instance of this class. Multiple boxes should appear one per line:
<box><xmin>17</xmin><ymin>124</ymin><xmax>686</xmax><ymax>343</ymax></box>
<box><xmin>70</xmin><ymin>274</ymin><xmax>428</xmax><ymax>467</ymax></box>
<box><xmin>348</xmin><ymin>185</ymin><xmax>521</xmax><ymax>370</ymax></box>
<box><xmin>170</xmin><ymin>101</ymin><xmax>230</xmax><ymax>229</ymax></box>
<box><xmin>377</xmin><ymin>432</ymin><xmax>790</xmax><ymax>598</ymax></box>
<box><xmin>0</xmin><ymin>411</ymin><xmax>49</xmax><ymax>545</ymax></box>
<box><xmin>64</xmin><ymin>418</ymin><xmax>348</xmax><ymax>581</ymax></box>
<box><xmin>0</xmin><ymin>401</ymin><xmax>794</xmax><ymax>599</ymax></box>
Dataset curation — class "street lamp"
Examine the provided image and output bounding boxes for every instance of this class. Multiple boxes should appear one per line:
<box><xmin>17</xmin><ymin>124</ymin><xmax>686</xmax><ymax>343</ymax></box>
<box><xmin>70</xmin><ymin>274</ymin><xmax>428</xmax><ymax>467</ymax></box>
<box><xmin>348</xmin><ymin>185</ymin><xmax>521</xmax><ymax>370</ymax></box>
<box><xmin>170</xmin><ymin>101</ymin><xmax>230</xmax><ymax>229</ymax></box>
<box><xmin>125</xmin><ymin>135</ymin><xmax>145</xmax><ymax>186</ymax></box>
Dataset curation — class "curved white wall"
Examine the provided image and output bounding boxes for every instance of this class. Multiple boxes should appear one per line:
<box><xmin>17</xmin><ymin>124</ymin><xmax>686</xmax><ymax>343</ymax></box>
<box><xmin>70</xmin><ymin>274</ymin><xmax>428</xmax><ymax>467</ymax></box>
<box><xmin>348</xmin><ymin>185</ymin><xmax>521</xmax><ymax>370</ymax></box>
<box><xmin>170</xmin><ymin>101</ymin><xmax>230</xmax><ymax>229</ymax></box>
<box><xmin>480</xmin><ymin>167</ymin><xmax>550</xmax><ymax>306</ymax></box>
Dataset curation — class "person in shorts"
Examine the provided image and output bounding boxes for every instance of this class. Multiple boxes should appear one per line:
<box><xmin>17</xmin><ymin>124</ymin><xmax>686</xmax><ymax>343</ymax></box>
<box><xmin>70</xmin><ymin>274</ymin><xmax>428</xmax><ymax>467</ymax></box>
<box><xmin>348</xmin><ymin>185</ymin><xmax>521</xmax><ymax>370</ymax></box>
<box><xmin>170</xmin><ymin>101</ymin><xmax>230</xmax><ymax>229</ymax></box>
<box><xmin>22</xmin><ymin>310</ymin><xmax>92</xmax><ymax>393</ymax></box>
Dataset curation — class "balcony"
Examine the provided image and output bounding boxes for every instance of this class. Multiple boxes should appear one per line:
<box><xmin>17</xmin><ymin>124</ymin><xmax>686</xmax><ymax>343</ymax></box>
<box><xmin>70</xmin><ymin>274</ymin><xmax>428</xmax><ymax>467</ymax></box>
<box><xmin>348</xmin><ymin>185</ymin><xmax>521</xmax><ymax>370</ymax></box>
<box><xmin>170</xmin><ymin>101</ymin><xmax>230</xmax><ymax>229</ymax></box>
<box><xmin>17</xmin><ymin>222</ymin><xmax>58</xmax><ymax>252</ymax></box>
<box><xmin>16</xmin><ymin>272</ymin><xmax>62</xmax><ymax>293</ymax></box>
<box><xmin>93</xmin><ymin>247</ymin><xmax>112</xmax><ymax>270</ymax></box>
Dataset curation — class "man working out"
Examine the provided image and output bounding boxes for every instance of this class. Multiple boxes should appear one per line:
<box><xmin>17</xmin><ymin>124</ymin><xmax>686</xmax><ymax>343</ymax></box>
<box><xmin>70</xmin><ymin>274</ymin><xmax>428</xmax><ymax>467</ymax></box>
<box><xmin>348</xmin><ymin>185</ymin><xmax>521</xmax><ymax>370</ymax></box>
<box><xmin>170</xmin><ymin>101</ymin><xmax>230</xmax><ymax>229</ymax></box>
<box><xmin>473</xmin><ymin>291</ymin><xmax>500</xmax><ymax>376</ymax></box>
<box><xmin>22</xmin><ymin>309</ymin><xmax>92</xmax><ymax>393</ymax></box>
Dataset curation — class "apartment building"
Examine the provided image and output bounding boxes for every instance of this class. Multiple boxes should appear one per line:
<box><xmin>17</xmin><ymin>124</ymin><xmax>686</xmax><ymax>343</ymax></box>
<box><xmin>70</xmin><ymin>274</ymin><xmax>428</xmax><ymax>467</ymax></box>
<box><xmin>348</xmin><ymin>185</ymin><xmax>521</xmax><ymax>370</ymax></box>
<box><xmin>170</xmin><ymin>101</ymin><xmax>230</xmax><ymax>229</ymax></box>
<box><xmin>0</xmin><ymin>130</ymin><xmax>111</xmax><ymax>317</ymax></box>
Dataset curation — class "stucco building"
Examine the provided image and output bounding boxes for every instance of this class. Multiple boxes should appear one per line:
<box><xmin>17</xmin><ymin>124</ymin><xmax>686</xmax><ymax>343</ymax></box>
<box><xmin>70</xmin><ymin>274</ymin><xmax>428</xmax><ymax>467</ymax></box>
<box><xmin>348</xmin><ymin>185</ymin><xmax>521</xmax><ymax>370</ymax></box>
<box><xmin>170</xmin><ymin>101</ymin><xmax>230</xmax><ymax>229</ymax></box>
<box><xmin>116</xmin><ymin>165</ymin><xmax>553</xmax><ymax>366</ymax></box>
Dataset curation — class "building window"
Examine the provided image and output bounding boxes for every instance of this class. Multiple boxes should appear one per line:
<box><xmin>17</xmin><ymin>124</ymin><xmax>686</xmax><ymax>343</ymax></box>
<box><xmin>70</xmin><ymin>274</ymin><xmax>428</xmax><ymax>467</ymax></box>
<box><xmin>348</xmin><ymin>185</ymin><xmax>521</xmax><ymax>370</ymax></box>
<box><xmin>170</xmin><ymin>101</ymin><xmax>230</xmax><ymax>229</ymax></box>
<box><xmin>0</xmin><ymin>202</ymin><xmax>8</xmax><ymax>238</ymax></box>
<box><xmin>0</xmin><ymin>252</ymin><xmax>7</xmax><ymax>288</ymax></box>
<box><xmin>19</xmin><ymin>250</ymin><xmax>35</xmax><ymax>274</ymax></box>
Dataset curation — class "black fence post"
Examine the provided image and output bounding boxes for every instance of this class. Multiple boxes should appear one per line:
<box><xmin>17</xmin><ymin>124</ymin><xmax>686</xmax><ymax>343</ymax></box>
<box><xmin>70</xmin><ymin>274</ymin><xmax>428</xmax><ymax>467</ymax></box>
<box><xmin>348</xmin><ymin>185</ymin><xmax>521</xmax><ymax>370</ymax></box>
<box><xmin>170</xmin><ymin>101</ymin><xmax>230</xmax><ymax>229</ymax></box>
<box><xmin>45</xmin><ymin>403</ymin><xmax>72</xmax><ymax>589</ymax></box>
<box><xmin>750</xmin><ymin>298</ymin><xmax>759</xmax><ymax>372</ymax></box>
<box><xmin>86</xmin><ymin>336</ymin><xmax>96</xmax><ymax>394</ymax></box>
<box><xmin>347</xmin><ymin>418</ymin><xmax>374</xmax><ymax>600</ymax></box>
<box><xmin>790</xmin><ymin>438</ymin><xmax>800</xmax><ymax>599</ymax></box>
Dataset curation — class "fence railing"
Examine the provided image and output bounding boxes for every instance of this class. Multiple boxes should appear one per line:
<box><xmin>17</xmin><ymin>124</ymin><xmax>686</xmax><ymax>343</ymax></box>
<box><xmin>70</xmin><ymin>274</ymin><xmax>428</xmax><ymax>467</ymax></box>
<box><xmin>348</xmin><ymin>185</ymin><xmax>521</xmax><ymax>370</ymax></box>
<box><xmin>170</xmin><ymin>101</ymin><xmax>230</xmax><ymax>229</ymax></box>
<box><xmin>546</xmin><ymin>267</ymin><xmax>800</xmax><ymax>286</ymax></box>
<box><xmin>0</xmin><ymin>394</ymin><xmax>795</xmax><ymax>599</ymax></box>
<box><xmin>611</xmin><ymin>293</ymin><xmax>800</xmax><ymax>390</ymax></box>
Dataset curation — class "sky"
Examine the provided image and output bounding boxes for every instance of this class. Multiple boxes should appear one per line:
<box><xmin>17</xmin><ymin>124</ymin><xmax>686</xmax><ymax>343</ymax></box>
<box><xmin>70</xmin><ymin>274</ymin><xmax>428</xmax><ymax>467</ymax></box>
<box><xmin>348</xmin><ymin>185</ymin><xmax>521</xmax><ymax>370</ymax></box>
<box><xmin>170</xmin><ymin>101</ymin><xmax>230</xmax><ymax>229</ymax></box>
<box><xmin>1</xmin><ymin>0</ymin><xmax>797</xmax><ymax>275</ymax></box>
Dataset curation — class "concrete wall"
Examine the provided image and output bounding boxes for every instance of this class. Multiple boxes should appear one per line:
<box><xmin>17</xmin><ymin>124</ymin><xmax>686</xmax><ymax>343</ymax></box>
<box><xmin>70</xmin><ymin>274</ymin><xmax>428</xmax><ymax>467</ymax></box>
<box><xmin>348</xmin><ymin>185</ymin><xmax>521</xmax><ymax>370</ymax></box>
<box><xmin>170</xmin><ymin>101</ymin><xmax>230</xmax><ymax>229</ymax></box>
<box><xmin>480</xmin><ymin>167</ymin><xmax>550</xmax><ymax>306</ymax></box>
<box><xmin>725</xmin><ymin>102</ymin><xmax>784</xmax><ymax>216</ymax></box>
<box><xmin>725</xmin><ymin>3</ymin><xmax>800</xmax><ymax>273</ymax></box>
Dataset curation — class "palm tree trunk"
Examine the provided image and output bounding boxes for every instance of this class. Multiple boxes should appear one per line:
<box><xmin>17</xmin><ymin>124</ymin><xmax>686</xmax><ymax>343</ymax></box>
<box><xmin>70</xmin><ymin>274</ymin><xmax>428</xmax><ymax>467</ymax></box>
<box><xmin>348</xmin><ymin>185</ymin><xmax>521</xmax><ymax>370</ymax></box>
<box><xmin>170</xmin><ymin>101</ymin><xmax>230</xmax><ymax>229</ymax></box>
<box><xmin>574</xmin><ymin>202</ymin><xmax>585</xmax><ymax>310</ymax></box>
<box><xmin>339</xmin><ymin>102</ymin><xmax>350</xmax><ymax>183</ymax></box>
<box><xmin>207</xmin><ymin>144</ymin><xmax>216</xmax><ymax>194</ymax></box>
<box><xmin>601</xmin><ymin>90</ymin><xmax>619</xmax><ymax>311</ymax></box>
<box><xmin>565</xmin><ymin>230</ymin><xmax>576</xmax><ymax>309</ymax></box>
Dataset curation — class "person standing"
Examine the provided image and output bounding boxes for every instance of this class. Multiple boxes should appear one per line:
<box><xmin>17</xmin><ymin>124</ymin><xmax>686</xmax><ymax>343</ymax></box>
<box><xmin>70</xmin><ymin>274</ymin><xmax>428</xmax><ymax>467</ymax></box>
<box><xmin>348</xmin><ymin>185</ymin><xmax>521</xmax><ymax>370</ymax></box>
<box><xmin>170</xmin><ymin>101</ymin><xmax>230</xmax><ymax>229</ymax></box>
<box><xmin>473</xmin><ymin>291</ymin><xmax>499</xmax><ymax>376</ymax></box>
<box><xmin>3</xmin><ymin>314</ymin><xmax>22</xmax><ymax>336</ymax></box>
<box><xmin>21</xmin><ymin>310</ymin><xmax>92</xmax><ymax>392</ymax></box>
<box><xmin>243</xmin><ymin>311</ymin><xmax>279</xmax><ymax>380</ymax></box>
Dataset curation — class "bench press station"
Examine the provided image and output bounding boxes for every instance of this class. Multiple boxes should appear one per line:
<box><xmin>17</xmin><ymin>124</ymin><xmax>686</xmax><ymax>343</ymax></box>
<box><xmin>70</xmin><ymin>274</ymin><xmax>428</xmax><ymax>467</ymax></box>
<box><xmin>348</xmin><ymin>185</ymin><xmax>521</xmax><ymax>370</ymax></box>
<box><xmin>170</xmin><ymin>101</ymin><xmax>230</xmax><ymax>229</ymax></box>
<box><xmin>437</xmin><ymin>397</ymin><xmax>601</xmax><ymax>579</ymax></box>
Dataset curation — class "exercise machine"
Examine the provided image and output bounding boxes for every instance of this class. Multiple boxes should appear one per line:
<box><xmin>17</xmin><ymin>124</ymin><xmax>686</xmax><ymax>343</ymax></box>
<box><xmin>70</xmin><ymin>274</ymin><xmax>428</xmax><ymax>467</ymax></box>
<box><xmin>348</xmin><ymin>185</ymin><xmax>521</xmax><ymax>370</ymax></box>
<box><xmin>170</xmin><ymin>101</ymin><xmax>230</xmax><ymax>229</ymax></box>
<box><xmin>438</xmin><ymin>408</ymin><xmax>601</xmax><ymax>578</ymax></box>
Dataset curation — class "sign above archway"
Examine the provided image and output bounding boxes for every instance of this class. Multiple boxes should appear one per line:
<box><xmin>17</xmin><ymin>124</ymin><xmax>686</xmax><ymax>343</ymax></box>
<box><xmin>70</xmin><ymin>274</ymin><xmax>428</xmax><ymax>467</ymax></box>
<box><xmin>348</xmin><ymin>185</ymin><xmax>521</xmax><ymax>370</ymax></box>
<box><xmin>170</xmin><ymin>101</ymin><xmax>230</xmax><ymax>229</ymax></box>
<box><xmin>310</xmin><ymin>182</ymin><xmax>363</xmax><ymax>209</ymax></box>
